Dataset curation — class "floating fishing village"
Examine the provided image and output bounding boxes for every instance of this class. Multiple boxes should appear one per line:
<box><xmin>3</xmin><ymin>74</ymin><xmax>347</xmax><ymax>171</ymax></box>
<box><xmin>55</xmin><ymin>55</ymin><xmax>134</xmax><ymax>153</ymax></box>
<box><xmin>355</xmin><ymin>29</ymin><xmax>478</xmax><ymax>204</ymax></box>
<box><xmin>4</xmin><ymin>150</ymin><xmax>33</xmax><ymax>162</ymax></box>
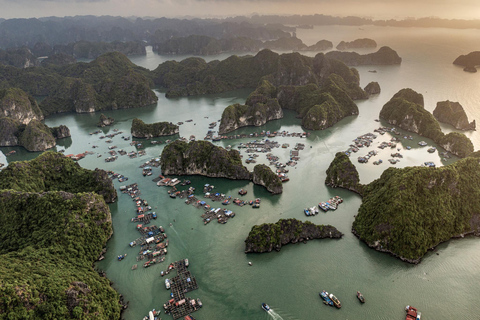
<box><xmin>72</xmin><ymin>116</ymin><xmax>443</xmax><ymax>320</ymax></box>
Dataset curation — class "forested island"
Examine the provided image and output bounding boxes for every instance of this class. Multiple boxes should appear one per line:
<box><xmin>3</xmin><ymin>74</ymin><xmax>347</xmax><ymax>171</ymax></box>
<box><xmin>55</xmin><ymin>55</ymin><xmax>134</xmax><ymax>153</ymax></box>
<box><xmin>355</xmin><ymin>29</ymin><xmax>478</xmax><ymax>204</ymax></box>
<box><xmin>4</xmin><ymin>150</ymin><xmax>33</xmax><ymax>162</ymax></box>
<box><xmin>336</xmin><ymin>38</ymin><xmax>377</xmax><ymax>50</ymax></box>
<box><xmin>160</xmin><ymin>140</ymin><xmax>283</xmax><ymax>194</ymax></box>
<box><xmin>380</xmin><ymin>88</ymin><xmax>473</xmax><ymax>158</ymax></box>
<box><xmin>325</xmin><ymin>152</ymin><xmax>480</xmax><ymax>263</ymax></box>
<box><xmin>433</xmin><ymin>100</ymin><xmax>475</xmax><ymax>130</ymax></box>
<box><xmin>0</xmin><ymin>88</ymin><xmax>71</xmax><ymax>151</ymax></box>
<box><xmin>131</xmin><ymin>118</ymin><xmax>179</xmax><ymax>138</ymax></box>
<box><xmin>245</xmin><ymin>219</ymin><xmax>343</xmax><ymax>253</ymax></box>
<box><xmin>325</xmin><ymin>46</ymin><xmax>402</xmax><ymax>66</ymax></box>
<box><xmin>0</xmin><ymin>52</ymin><xmax>157</xmax><ymax>117</ymax></box>
<box><xmin>0</xmin><ymin>152</ymin><xmax>121</xmax><ymax>318</ymax></box>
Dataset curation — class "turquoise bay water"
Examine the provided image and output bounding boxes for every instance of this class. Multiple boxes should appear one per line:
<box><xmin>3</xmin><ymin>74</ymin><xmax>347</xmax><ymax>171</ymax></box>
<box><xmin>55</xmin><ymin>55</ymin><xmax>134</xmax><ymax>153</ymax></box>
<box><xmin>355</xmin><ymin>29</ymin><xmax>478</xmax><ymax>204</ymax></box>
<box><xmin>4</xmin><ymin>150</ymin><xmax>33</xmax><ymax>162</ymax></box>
<box><xmin>1</xmin><ymin>26</ymin><xmax>480</xmax><ymax>320</ymax></box>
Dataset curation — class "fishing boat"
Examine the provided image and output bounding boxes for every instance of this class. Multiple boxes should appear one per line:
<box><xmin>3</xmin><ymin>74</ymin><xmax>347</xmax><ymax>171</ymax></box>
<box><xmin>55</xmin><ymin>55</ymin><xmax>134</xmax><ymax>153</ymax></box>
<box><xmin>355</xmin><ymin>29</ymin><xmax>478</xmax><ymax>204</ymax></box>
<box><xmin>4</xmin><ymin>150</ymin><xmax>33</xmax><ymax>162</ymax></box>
<box><xmin>117</xmin><ymin>253</ymin><xmax>127</xmax><ymax>261</ymax></box>
<box><xmin>165</xmin><ymin>278</ymin><xmax>171</xmax><ymax>289</ymax></box>
<box><xmin>405</xmin><ymin>305</ymin><xmax>421</xmax><ymax>320</ymax></box>
<box><xmin>261</xmin><ymin>303</ymin><xmax>270</xmax><ymax>312</ymax></box>
<box><xmin>319</xmin><ymin>291</ymin><xmax>333</xmax><ymax>306</ymax></box>
<box><xmin>328</xmin><ymin>293</ymin><xmax>342</xmax><ymax>308</ymax></box>
<box><xmin>356</xmin><ymin>291</ymin><xmax>365</xmax><ymax>303</ymax></box>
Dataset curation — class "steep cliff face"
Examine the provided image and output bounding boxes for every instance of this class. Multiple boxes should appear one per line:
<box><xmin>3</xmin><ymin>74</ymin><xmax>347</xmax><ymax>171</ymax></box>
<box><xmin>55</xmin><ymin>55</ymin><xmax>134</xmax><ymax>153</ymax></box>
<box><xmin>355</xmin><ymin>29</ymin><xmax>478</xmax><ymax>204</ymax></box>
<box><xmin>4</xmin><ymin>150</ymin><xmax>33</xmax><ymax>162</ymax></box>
<box><xmin>219</xmin><ymin>80</ymin><xmax>283</xmax><ymax>134</ymax></box>
<box><xmin>0</xmin><ymin>117</ymin><xmax>23</xmax><ymax>146</ymax></box>
<box><xmin>252</xmin><ymin>164</ymin><xmax>283</xmax><ymax>194</ymax></box>
<box><xmin>433</xmin><ymin>100</ymin><xmax>475</xmax><ymax>130</ymax></box>
<box><xmin>160</xmin><ymin>140</ymin><xmax>252</xmax><ymax>180</ymax></box>
<box><xmin>244</xmin><ymin>219</ymin><xmax>343</xmax><ymax>253</ymax></box>
<box><xmin>325</xmin><ymin>46</ymin><xmax>402</xmax><ymax>66</ymax></box>
<box><xmin>19</xmin><ymin>119</ymin><xmax>56</xmax><ymax>152</ymax></box>
<box><xmin>131</xmin><ymin>118</ymin><xmax>179</xmax><ymax>138</ymax></box>
<box><xmin>336</xmin><ymin>38</ymin><xmax>377</xmax><ymax>50</ymax></box>
<box><xmin>364</xmin><ymin>81</ymin><xmax>381</xmax><ymax>95</ymax></box>
<box><xmin>0</xmin><ymin>88</ymin><xmax>43</xmax><ymax>124</ymax></box>
<box><xmin>325</xmin><ymin>152</ymin><xmax>363</xmax><ymax>195</ymax></box>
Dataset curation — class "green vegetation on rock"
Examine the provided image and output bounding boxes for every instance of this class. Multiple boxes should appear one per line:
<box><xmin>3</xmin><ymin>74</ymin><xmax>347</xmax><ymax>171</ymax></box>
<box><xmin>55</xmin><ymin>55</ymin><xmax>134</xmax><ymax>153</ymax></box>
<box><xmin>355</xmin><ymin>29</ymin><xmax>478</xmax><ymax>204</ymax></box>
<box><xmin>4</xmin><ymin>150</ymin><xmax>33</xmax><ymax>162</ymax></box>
<box><xmin>131</xmin><ymin>118</ymin><xmax>179</xmax><ymax>138</ymax></box>
<box><xmin>18</xmin><ymin>119</ymin><xmax>56</xmax><ymax>152</ymax></box>
<box><xmin>252</xmin><ymin>164</ymin><xmax>283</xmax><ymax>194</ymax></box>
<box><xmin>0</xmin><ymin>87</ymin><xmax>43</xmax><ymax>124</ymax></box>
<box><xmin>379</xmin><ymin>88</ymin><xmax>473</xmax><ymax>157</ymax></box>
<box><xmin>325</xmin><ymin>152</ymin><xmax>363</xmax><ymax>195</ymax></box>
<box><xmin>0</xmin><ymin>152</ymin><xmax>120</xmax><ymax>319</ymax></box>
<box><xmin>152</xmin><ymin>49</ymin><xmax>365</xmax><ymax>98</ymax></box>
<box><xmin>244</xmin><ymin>218</ymin><xmax>343</xmax><ymax>253</ymax></box>
<box><xmin>433</xmin><ymin>100</ymin><xmax>475</xmax><ymax>131</ymax></box>
<box><xmin>219</xmin><ymin>80</ymin><xmax>283</xmax><ymax>134</ymax></box>
<box><xmin>325</xmin><ymin>46</ymin><xmax>402</xmax><ymax>66</ymax></box>
<box><xmin>160</xmin><ymin>140</ymin><xmax>252</xmax><ymax>180</ymax></box>
<box><xmin>352</xmin><ymin>157</ymin><xmax>480</xmax><ymax>263</ymax></box>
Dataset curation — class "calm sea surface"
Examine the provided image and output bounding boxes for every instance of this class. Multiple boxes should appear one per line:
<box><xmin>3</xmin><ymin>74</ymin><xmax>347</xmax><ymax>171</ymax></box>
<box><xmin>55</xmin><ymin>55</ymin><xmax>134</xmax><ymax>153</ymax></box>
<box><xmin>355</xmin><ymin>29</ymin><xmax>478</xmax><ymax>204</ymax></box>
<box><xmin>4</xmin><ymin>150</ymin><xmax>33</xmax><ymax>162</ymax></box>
<box><xmin>1</xmin><ymin>26</ymin><xmax>480</xmax><ymax>320</ymax></box>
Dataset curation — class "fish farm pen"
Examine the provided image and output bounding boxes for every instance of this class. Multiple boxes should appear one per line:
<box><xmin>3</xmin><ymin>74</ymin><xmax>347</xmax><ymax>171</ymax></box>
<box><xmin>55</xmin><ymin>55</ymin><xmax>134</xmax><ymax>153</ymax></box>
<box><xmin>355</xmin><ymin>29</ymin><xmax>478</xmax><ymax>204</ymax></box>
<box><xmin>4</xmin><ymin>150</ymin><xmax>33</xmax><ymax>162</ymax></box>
<box><xmin>163</xmin><ymin>259</ymin><xmax>202</xmax><ymax>319</ymax></box>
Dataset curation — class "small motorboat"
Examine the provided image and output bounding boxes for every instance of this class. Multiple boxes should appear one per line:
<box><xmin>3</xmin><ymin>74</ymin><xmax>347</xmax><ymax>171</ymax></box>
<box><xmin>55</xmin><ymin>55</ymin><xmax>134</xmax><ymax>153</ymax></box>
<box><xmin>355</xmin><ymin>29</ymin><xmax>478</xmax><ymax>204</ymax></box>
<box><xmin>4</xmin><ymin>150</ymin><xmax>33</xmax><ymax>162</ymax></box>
<box><xmin>261</xmin><ymin>303</ymin><xmax>270</xmax><ymax>312</ymax></box>
<box><xmin>117</xmin><ymin>253</ymin><xmax>127</xmax><ymax>261</ymax></box>
<box><xmin>319</xmin><ymin>290</ymin><xmax>333</xmax><ymax>306</ymax></box>
<box><xmin>356</xmin><ymin>291</ymin><xmax>365</xmax><ymax>303</ymax></box>
<box><xmin>248</xmin><ymin>262</ymin><xmax>252</xmax><ymax>266</ymax></box>
<box><xmin>405</xmin><ymin>305</ymin><xmax>421</xmax><ymax>320</ymax></box>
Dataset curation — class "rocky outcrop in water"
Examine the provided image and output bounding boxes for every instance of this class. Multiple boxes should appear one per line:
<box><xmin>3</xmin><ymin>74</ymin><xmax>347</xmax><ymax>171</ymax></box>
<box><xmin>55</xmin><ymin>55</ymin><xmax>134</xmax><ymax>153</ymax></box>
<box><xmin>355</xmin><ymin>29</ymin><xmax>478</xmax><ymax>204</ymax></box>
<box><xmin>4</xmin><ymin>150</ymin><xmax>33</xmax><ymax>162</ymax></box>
<box><xmin>453</xmin><ymin>51</ymin><xmax>480</xmax><ymax>72</ymax></box>
<box><xmin>325</xmin><ymin>46</ymin><xmax>402</xmax><ymax>66</ymax></box>
<box><xmin>97</xmin><ymin>114</ymin><xmax>115</xmax><ymax>127</ymax></box>
<box><xmin>131</xmin><ymin>118</ymin><xmax>179</xmax><ymax>138</ymax></box>
<box><xmin>379</xmin><ymin>88</ymin><xmax>473</xmax><ymax>158</ymax></box>
<box><xmin>325</xmin><ymin>152</ymin><xmax>363</xmax><ymax>195</ymax></box>
<box><xmin>160</xmin><ymin>140</ymin><xmax>252</xmax><ymax>180</ymax></box>
<box><xmin>336</xmin><ymin>38</ymin><xmax>377</xmax><ymax>50</ymax></box>
<box><xmin>364</xmin><ymin>81</ymin><xmax>381</xmax><ymax>95</ymax></box>
<box><xmin>245</xmin><ymin>219</ymin><xmax>343</xmax><ymax>253</ymax></box>
<box><xmin>0</xmin><ymin>88</ymin><xmax>44</xmax><ymax>124</ymax></box>
<box><xmin>219</xmin><ymin>80</ymin><xmax>283</xmax><ymax>134</ymax></box>
<box><xmin>252</xmin><ymin>164</ymin><xmax>283</xmax><ymax>194</ymax></box>
<box><xmin>50</xmin><ymin>125</ymin><xmax>71</xmax><ymax>139</ymax></box>
<box><xmin>352</xmin><ymin>157</ymin><xmax>480</xmax><ymax>264</ymax></box>
<box><xmin>433</xmin><ymin>100</ymin><xmax>475</xmax><ymax>131</ymax></box>
<box><xmin>19</xmin><ymin>119</ymin><xmax>56</xmax><ymax>152</ymax></box>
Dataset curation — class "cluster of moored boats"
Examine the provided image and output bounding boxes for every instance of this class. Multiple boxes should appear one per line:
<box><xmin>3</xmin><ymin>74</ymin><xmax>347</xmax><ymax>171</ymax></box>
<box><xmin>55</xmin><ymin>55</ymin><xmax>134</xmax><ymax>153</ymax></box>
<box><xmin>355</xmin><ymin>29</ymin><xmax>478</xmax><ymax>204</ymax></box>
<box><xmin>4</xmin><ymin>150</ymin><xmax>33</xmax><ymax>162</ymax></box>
<box><xmin>304</xmin><ymin>196</ymin><xmax>343</xmax><ymax>216</ymax></box>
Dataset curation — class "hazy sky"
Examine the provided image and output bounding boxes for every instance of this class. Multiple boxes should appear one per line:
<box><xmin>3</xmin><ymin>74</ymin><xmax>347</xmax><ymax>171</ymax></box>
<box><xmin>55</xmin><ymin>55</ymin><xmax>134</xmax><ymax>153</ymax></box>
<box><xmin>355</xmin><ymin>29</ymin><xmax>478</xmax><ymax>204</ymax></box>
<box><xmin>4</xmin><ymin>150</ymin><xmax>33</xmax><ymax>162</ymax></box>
<box><xmin>1</xmin><ymin>0</ymin><xmax>479</xmax><ymax>20</ymax></box>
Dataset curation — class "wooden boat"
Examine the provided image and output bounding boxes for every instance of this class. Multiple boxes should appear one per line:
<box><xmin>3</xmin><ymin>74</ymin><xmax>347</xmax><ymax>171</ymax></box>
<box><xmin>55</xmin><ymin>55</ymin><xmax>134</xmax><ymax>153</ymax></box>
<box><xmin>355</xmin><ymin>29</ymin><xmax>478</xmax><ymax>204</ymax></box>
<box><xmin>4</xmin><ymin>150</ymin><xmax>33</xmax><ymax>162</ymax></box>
<box><xmin>356</xmin><ymin>291</ymin><xmax>365</xmax><ymax>303</ymax></box>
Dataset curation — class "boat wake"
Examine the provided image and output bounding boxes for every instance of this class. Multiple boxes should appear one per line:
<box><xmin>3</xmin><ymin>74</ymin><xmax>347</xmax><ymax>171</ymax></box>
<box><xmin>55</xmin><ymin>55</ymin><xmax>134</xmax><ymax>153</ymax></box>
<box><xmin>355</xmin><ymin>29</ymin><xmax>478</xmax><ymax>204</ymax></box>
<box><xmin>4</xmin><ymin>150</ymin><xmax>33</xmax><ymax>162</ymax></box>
<box><xmin>267</xmin><ymin>309</ymin><xmax>284</xmax><ymax>320</ymax></box>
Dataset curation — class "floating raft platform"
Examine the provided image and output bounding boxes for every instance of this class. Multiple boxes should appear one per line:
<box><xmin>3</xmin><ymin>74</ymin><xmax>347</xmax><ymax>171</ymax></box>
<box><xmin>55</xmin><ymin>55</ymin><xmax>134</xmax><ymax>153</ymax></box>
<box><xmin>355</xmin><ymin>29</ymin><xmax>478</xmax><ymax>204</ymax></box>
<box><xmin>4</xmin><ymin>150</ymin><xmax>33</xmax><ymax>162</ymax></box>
<box><xmin>163</xmin><ymin>259</ymin><xmax>202</xmax><ymax>320</ymax></box>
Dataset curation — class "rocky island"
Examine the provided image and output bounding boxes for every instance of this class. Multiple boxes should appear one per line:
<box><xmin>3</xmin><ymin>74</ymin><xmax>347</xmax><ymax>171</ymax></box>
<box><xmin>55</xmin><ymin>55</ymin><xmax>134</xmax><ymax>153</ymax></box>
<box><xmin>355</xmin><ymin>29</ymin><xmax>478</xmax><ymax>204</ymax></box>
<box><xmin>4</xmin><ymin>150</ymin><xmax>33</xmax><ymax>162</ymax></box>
<box><xmin>244</xmin><ymin>219</ymin><xmax>343</xmax><ymax>253</ymax></box>
<box><xmin>97</xmin><ymin>113</ymin><xmax>115</xmax><ymax>127</ymax></box>
<box><xmin>152</xmin><ymin>49</ymin><xmax>366</xmax><ymax>98</ymax></box>
<box><xmin>325</xmin><ymin>46</ymin><xmax>402</xmax><ymax>66</ymax></box>
<box><xmin>131</xmin><ymin>118</ymin><xmax>179</xmax><ymax>138</ymax></box>
<box><xmin>0</xmin><ymin>117</ymin><xmax>71</xmax><ymax>151</ymax></box>
<box><xmin>325</xmin><ymin>152</ymin><xmax>363</xmax><ymax>195</ymax></box>
<box><xmin>0</xmin><ymin>152</ymin><xmax>121</xmax><ymax>319</ymax></box>
<box><xmin>364</xmin><ymin>81</ymin><xmax>381</xmax><ymax>95</ymax></box>
<box><xmin>277</xmin><ymin>74</ymin><xmax>362</xmax><ymax>130</ymax></box>
<box><xmin>453</xmin><ymin>51</ymin><xmax>480</xmax><ymax>72</ymax></box>
<box><xmin>336</xmin><ymin>38</ymin><xmax>377</xmax><ymax>50</ymax></box>
<box><xmin>325</xmin><ymin>152</ymin><xmax>480</xmax><ymax>263</ymax></box>
<box><xmin>380</xmin><ymin>88</ymin><xmax>474</xmax><ymax>158</ymax></box>
<box><xmin>160</xmin><ymin>140</ymin><xmax>283</xmax><ymax>194</ymax></box>
<box><xmin>219</xmin><ymin>80</ymin><xmax>283</xmax><ymax>134</ymax></box>
<box><xmin>433</xmin><ymin>100</ymin><xmax>475</xmax><ymax>131</ymax></box>
<box><xmin>0</xmin><ymin>52</ymin><xmax>158</xmax><ymax>116</ymax></box>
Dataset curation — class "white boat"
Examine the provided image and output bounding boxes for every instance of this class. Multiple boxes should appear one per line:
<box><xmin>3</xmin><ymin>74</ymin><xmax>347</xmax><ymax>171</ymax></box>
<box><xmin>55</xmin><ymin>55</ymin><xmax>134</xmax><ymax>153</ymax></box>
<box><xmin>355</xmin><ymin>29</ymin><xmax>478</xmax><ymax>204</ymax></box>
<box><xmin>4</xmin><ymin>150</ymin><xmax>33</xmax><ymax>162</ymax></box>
<box><xmin>165</xmin><ymin>278</ymin><xmax>171</xmax><ymax>289</ymax></box>
<box><xmin>185</xmin><ymin>258</ymin><xmax>189</xmax><ymax>267</ymax></box>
